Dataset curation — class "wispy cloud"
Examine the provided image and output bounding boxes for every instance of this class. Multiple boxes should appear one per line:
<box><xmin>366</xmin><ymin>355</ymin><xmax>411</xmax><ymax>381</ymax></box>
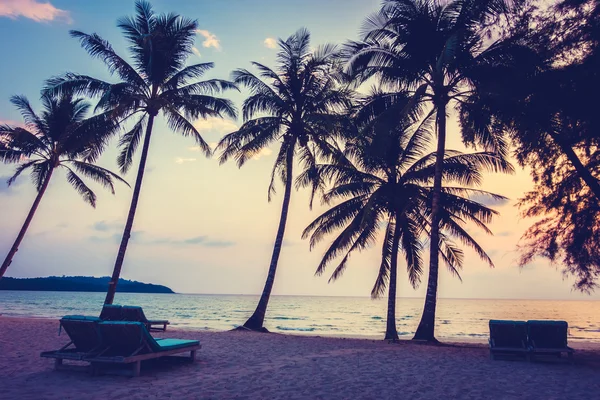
<box><xmin>0</xmin><ymin>119</ymin><xmax>21</xmax><ymax>126</ymax></box>
<box><xmin>175</xmin><ymin>157</ymin><xmax>197</xmax><ymax>164</ymax></box>
<box><xmin>470</xmin><ymin>193</ymin><xmax>510</xmax><ymax>207</ymax></box>
<box><xmin>193</xmin><ymin>117</ymin><xmax>238</xmax><ymax>136</ymax></box>
<box><xmin>0</xmin><ymin>174</ymin><xmax>25</xmax><ymax>194</ymax></box>
<box><xmin>92</xmin><ymin>220</ymin><xmax>122</xmax><ymax>232</ymax></box>
<box><xmin>196</xmin><ymin>29</ymin><xmax>220</xmax><ymax>50</ymax></box>
<box><xmin>252</xmin><ymin>148</ymin><xmax>273</xmax><ymax>161</ymax></box>
<box><xmin>264</xmin><ymin>37</ymin><xmax>277</xmax><ymax>49</ymax></box>
<box><xmin>0</xmin><ymin>0</ymin><xmax>71</xmax><ymax>23</ymax></box>
<box><xmin>496</xmin><ymin>231</ymin><xmax>513</xmax><ymax>237</ymax></box>
<box><xmin>192</xmin><ymin>46</ymin><xmax>201</xmax><ymax>57</ymax></box>
<box><xmin>188</xmin><ymin>142</ymin><xmax>218</xmax><ymax>153</ymax></box>
<box><xmin>89</xmin><ymin>230</ymin><xmax>234</xmax><ymax>248</ymax></box>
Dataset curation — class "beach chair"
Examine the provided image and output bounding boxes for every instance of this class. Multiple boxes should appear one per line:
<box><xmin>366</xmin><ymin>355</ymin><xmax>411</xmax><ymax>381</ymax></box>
<box><xmin>85</xmin><ymin>321</ymin><xmax>200</xmax><ymax>376</ymax></box>
<box><xmin>488</xmin><ymin>320</ymin><xmax>529</xmax><ymax>360</ymax></box>
<box><xmin>40</xmin><ymin>315</ymin><xmax>103</xmax><ymax>370</ymax></box>
<box><xmin>121</xmin><ymin>305</ymin><xmax>170</xmax><ymax>332</ymax></box>
<box><xmin>100</xmin><ymin>304</ymin><xmax>124</xmax><ymax>321</ymax></box>
<box><xmin>527</xmin><ymin>320</ymin><xmax>574</xmax><ymax>361</ymax></box>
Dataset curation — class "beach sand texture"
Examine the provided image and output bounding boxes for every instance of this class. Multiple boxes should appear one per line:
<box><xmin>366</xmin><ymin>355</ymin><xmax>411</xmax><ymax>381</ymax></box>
<box><xmin>1</xmin><ymin>317</ymin><xmax>599</xmax><ymax>400</ymax></box>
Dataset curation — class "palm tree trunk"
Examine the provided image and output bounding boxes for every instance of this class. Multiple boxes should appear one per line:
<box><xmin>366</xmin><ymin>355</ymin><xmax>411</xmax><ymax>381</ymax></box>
<box><xmin>104</xmin><ymin>115</ymin><xmax>155</xmax><ymax>305</ymax></box>
<box><xmin>0</xmin><ymin>167</ymin><xmax>54</xmax><ymax>279</ymax></box>
<box><xmin>551</xmin><ymin>133</ymin><xmax>600</xmax><ymax>201</ymax></box>
<box><xmin>243</xmin><ymin>145</ymin><xmax>294</xmax><ymax>331</ymax></box>
<box><xmin>384</xmin><ymin>218</ymin><xmax>402</xmax><ymax>341</ymax></box>
<box><xmin>413</xmin><ymin>101</ymin><xmax>447</xmax><ymax>342</ymax></box>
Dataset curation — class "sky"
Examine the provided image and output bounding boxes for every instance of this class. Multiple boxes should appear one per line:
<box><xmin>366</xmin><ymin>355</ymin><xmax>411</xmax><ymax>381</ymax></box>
<box><xmin>0</xmin><ymin>0</ymin><xmax>597</xmax><ymax>301</ymax></box>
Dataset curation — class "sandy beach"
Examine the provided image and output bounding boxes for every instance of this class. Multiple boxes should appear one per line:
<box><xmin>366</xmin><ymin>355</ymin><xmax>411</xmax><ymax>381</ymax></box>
<box><xmin>0</xmin><ymin>317</ymin><xmax>598</xmax><ymax>400</ymax></box>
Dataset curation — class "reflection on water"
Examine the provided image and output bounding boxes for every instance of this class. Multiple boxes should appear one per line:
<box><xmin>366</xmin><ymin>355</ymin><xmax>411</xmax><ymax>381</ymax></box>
<box><xmin>0</xmin><ymin>291</ymin><xmax>598</xmax><ymax>342</ymax></box>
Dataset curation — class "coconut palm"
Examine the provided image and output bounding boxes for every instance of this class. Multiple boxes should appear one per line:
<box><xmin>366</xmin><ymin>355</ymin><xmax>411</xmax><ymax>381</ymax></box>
<box><xmin>217</xmin><ymin>28</ymin><xmax>352</xmax><ymax>331</ymax></box>
<box><xmin>0</xmin><ymin>91</ymin><xmax>126</xmax><ymax>279</ymax></box>
<box><xmin>345</xmin><ymin>0</ymin><xmax>519</xmax><ymax>341</ymax></box>
<box><xmin>44</xmin><ymin>1</ymin><xmax>237</xmax><ymax>304</ymax></box>
<box><xmin>303</xmin><ymin>89</ymin><xmax>509</xmax><ymax>340</ymax></box>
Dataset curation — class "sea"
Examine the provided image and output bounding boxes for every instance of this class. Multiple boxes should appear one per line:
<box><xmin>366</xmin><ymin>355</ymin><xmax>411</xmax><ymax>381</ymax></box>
<box><xmin>1</xmin><ymin>291</ymin><xmax>599</xmax><ymax>342</ymax></box>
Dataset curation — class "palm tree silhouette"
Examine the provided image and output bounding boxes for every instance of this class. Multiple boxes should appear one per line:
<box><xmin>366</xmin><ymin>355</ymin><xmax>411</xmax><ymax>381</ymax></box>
<box><xmin>0</xmin><ymin>91</ymin><xmax>127</xmax><ymax>279</ymax></box>
<box><xmin>45</xmin><ymin>1</ymin><xmax>238</xmax><ymax>304</ymax></box>
<box><xmin>345</xmin><ymin>0</ymin><xmax>518</xmax><ymax>341</ymax></box>
<box><xmin>217</xmin><ymin>28</ymin><xmax>352</xmax><ymax>331</ymax></box>
<box><xmin>304</xmin><ymin>89</ymin><xmax>509</xmax><ymax>340</ymax></box>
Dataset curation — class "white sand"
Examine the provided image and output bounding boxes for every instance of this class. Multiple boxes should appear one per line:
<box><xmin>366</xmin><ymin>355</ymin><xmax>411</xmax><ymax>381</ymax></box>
<box><xmin>1</xmin><ymin>317</ymin><xmax>599</xmax><ymax>400</ymax></box>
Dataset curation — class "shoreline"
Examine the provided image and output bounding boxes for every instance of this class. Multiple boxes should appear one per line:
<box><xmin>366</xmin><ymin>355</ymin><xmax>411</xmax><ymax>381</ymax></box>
<box><xmin>1</xmin><ymin>317</ymin><xmax>599</xmax><ymax>399</ymax></box>
<box><xmin>2</xmin><ymin>315</ymin><xmax>600</xmax><ymax>349</ymax></box>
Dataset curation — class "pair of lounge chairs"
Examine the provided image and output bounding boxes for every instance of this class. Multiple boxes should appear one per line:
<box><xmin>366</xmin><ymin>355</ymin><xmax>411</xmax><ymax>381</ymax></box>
<box><xmin>41</xmin><ymin>315</ymin><xmax>199</xmax><ymax>376</ymax></box>
<box><xmin>100</xmin><ymin>304</ymin><xmax>170</xmax><ymax>331</ymax></box>
<box><xmin>489</xmin><ymin>320</ymin><xmax>574</xmax><ymax>361</ymax></box>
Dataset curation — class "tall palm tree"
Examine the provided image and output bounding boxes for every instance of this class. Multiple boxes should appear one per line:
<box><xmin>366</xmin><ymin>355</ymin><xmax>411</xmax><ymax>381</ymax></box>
<box><xmin>217</xmin><ymin>28</ymin><xmax>352</xmax><ymax>331</ymax></box>
<box><xmin>345</xmin><ymin>0</ymin><xmax>518</xmax><ymax>341</ymax></box>
<box><xmin>303</xmin><ymin>89</ymin><xmax>509</xmax><ymax>340</ymax></box>
<box><xmin>45</xmin><ymin>1</ymin><xmax>237</xmax><ymax>304</ymax></box>
<box><xmin>0</xmin><ymin>91</ymin><xmax>126</xmax><ymax>279</ymax></box>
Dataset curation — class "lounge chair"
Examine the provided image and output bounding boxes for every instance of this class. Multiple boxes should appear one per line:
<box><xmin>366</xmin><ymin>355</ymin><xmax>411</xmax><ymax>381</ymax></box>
<box><xmin>121</xmin><ymin>305</ymin><xmax>170</xmax><ymax>332</ymax></box>
<box><xmin>527</xmin><ymin>320</ymin><xmax>574</xmax><ymax>361</ymax></box>
<box><xmin>40</xmin><ymin>315</ymin><xmax>103</xmax><ymax>370</ymax></box>
<box><xmin>489</xmin><ymin>320</ymin><xmax>530</xmax><ymax>360</ymax></box>
<box><xmin>85</xmin><ymin>321</ymin><xmax>200</xmax><ymax>376</ymax></box>
<box><xmin>99</xmin><ymin>304</ymin><xmax>124</xmax><ymax>321</ymax></box>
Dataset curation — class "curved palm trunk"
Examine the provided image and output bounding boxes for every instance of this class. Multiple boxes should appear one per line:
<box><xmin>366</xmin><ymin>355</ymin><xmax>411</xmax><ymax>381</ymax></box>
<box><xmin>243</xmin><ymin>146</ymin><xmax>294</xmax><ymax>331</ymax></box>
<box><xmin>413</xmin><ymin>101</ymin><xmax>447</xmax><ymax>342</ymax></box>
<box><xmin>0</xmin><ymin>168</ymin><xmax>54</xmax><ymax>279</ymax></box>
<box><xmin>104</xmin><ymin>115</ymin><xmax>155</xmax><ymax>305</ymax></box>
<box><xmin>384</xmin><ymin>218</ymin><xmax>402</xmax><ymax>341</ymax></box>
<box><xmin>551</xmin><ymin>133</ymin><xmax>600</xmax><ymax>202</ymax></box>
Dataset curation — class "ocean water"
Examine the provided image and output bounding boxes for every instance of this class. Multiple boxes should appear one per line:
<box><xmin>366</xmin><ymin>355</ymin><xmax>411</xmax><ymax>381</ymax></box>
<box><xmin>0</xmin><ymin>291</ymin><xmax>599</xmax><ymax>342</ymax></box>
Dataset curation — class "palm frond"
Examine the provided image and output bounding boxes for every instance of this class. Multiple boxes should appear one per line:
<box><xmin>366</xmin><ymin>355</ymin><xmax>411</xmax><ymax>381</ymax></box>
<box><xmin>65</xmin><ymin>168</ymin><xmax>97</xmax><ymax>207</ymax></box>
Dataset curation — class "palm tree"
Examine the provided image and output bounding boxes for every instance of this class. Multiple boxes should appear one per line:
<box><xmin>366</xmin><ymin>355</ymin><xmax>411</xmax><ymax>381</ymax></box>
<box><xmin>0</xmin><ymin>91</ymin><xmax>126</xmax><ymax>279</ymax></box>
<box><xmin>303</xmin><ymin>89</ymin><xmax>509</xmax><ymax>340</ymax></box>
<box><xmin>44</xmin><ymin>1</ymin><xmax>238</xmax><ymax>304</ymax></box>
<box><xmin>217</xmin><ymin>28</ymin><xmax>352</xmax><ymax>331</ymax></box>
<box><xmin>345</xmin><ymin>0</ymin><xmax>519</xmax><ymax>341</ymax></box>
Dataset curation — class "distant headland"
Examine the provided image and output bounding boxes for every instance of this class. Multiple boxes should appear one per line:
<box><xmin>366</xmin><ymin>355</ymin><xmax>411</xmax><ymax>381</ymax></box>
<box><xmin>0</xmin><ymin>276</ymin><xmax>174</xmax><ymax>294</ymax></box>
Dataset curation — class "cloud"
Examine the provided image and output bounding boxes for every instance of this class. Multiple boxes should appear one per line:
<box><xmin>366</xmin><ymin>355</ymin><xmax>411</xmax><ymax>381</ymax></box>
<box><xmin>0</xmin><ymin>119</ymin><xmax>21</xmax><ymax>126</ymax></box>
<box><xmin>252</xmin><ymin>148</ymin><xmax>273</xmax><ymax>161</ymax></box>
<box><xmin>264</xmin><ymin>37</ymin><xmax>277</xmax><ymax>49</ymax></box>
<box><xmin>193</xmin><ymin>118</ymin><xmax>238</xmax><ymax>136</ymax></box>
<box><xmin>92</xmin><ymin>220</ymin><xmax>122</xmax><ymax>232</ymax></box>
<box><xmin>89</xmin><ymin>231</ymin><xmax>234</xmax><ymax>248</ymax></box>
<box><xmin>183</xmin><ymin>236</ymin><xmax>207</xmax><ymax>244</ymax></box>
<box><xmin>175</xmin><ymin>157</ymin><xmax>197</xmax><ymax>164</ymax></box>
<box><xmin>0</xmin><ymin>174</ymin><xmax>24</xmax><ymax>194</ymax></box>
<box><xmin>0</xmin><ymin>0</ymin><xmax>71</xmax><ymax>23</ymax></box>
<box><xmin>496</xmin><ymin>231</ymin><xmax>513</xmax><ymax>237</ymax></box>
<box><xmin>470</xmin><ymin>193</ymin><xmax>510</xmax><ymax>207</ymax></box>
<box><xmin>192</xmin><ymin>46</ymin><xmax>201</xmax><ymax>57</ymax></box>
<box><xmin>196</xmin><ymin>29</ymin><xmax>220</xmax><ymax>50</ymax></box>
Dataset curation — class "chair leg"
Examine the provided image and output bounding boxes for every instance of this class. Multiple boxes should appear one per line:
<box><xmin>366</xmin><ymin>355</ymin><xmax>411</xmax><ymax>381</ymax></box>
<box><xmin>133</xmin><ymin>361</ymin><xmax>141</xmax><ymax>377</ymax></box>
<box><xmin>190</xmin><ymin>350</ymin><xmax>197</xmax><ymax>362</ymax></box>
<box><xmin>54</xmin><ymin>358</ymin><xmax>63</xmax><ymax>369</ymax></box>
